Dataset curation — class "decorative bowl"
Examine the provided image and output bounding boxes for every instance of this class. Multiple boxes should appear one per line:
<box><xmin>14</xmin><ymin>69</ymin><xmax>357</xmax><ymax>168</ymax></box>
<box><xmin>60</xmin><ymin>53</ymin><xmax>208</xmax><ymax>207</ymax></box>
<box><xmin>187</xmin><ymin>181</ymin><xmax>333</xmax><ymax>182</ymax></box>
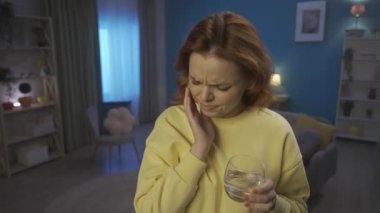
<box><xmin>18</xmin><ymin>96</ymin><xmax>33</xmax><ymax>108</ymax></box>
<box><xmin>37</xmin><ymin>96</ymin><xmax>49</xmax><ymax>104</ymax></box>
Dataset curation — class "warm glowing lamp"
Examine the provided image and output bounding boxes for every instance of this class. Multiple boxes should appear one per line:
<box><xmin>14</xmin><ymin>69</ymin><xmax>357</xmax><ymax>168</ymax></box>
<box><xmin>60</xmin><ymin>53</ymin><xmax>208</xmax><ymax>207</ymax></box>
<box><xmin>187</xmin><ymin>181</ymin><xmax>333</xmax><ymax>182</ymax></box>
<box><xmin>13</xmin><ymin>102</ymin><xmax>21</xmax><ymax>107</ymax></box>
<box><xmin>350</xmin><ymin>4</ymin><xmax>365</xmax><ymax>29</ymax></box>
<box><xmin>270</xmin><ymin>73</ymin><xmax>286</xmax><ymax>96</ymax></box>
<box><xmin>270</xmin><ymin>73</ymin><xmax>288</xmax><ymax>106</ymax></box>
<box><xmin>270</xmin><ymin>74</ymin><xmax>282</xmax><ymax>87</ymax></box>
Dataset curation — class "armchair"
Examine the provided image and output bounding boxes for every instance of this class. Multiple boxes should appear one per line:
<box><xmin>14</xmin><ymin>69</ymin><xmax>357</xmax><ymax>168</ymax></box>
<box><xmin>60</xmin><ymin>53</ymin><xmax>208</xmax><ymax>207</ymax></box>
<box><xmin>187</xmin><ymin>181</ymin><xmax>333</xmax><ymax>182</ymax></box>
<box><xmin>278</xmin><ymin>111</ymin><xmax>338</xmax><ymax>197</ymax></box>
<box><xmin>86</xmin><ymin>103</ymin><xmax>141</xmax><ymax>173</ymax></box>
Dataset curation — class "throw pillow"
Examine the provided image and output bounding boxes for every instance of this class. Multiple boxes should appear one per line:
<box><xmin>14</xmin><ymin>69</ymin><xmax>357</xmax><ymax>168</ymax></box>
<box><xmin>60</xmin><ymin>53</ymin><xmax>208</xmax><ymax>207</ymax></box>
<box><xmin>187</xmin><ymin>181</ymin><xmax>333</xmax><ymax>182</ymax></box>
<box><xmin>98</xmin><ymin>101</ymin><xmax>132</xmax><ymax>135</ymax></box>
<box><xmin>294</xmin><ymin>114</ymin><xmax>336</xmax><ymax>148</ymax></box>
<box><xmin>103</xmin><ymin>107</ymin><xmax>135</xmax><ymax>135</ymax></box>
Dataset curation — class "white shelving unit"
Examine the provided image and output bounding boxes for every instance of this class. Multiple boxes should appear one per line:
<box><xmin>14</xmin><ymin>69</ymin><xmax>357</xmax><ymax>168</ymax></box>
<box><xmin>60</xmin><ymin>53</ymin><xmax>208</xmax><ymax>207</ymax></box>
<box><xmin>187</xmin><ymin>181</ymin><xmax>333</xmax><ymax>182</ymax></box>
<box><xmin>0</xmin><ymin>16</ymin><xmax>64</xmax><ymax>177</ymax></box>
<box><xmin>335</xmin><ymin>37</ymin><xmax>380</xmax><ymax>144</ymax></box>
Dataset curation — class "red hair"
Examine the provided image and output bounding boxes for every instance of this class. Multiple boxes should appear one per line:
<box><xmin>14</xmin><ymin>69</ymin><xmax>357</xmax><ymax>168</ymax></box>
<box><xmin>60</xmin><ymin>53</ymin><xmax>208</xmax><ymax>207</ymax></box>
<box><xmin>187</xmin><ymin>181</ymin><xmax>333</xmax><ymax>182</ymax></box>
<box><xmin>172</xmin><ymin>11</ymin><xmax>273</xmax><ymax>108</ymax></box>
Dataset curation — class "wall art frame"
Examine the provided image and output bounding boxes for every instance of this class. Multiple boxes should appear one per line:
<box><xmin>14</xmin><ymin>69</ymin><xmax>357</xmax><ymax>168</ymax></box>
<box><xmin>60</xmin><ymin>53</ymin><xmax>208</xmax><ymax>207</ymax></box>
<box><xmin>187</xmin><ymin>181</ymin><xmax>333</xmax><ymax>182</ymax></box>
<box><xmin>295</xmin><ymin>1</ymin><xmax>326</xmax><ymax>42</ymax></box>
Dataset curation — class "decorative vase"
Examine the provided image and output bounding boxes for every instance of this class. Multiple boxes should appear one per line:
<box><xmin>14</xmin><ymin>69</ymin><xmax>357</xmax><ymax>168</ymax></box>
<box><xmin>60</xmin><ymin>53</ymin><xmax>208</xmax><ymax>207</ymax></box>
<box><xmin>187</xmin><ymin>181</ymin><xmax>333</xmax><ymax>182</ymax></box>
<box><xmin>368</xmin><ymin>88</ymin><xmax>377</xmax><ymax>100</ymax></box>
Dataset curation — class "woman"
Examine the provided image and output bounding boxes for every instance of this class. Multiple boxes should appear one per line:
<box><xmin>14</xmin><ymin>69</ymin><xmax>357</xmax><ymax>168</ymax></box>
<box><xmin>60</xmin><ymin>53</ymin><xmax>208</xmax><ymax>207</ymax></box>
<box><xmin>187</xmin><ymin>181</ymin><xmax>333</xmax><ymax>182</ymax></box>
<box><xmin>134</xmin><ymin>11</ymin><xmax>309</xmax><ymax>212</ymax></box>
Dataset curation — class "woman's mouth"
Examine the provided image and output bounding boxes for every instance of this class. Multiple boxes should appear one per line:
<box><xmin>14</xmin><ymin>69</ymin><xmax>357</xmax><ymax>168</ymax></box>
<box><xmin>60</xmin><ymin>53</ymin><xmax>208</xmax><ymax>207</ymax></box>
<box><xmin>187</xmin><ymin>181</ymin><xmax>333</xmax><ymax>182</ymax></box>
<box><xmin>200</xmin><ymin>104</ymin><xmax>217</xmax><ymax>111</ymax></box>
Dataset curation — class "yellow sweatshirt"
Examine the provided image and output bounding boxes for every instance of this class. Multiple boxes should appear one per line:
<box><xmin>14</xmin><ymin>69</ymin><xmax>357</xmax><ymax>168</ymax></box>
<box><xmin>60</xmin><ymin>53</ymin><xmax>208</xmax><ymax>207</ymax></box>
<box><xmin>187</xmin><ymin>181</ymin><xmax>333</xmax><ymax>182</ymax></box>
<box><xmin>134</xmin><ymin>106</ymin><xmax>309</xmax><ymax>212</ymax></box>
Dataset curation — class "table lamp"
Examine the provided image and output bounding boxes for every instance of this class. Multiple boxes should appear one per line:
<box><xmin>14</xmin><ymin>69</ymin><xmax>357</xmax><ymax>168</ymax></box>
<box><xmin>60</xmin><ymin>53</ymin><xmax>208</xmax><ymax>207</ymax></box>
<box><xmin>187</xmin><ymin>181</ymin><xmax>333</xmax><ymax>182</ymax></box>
<box><xmin>351</xmin><ymin>4</ymin><xmax>365</xmax><ymax>30</ymax></box>
<box><xmin>346</xmin><ymin>4</ymin><xmax>366</xmax><ymax>38</ymax></box>
<box><xmin>270</xmin><ymin>73</ymin><xmax>285</xmax><ymax>95</ymax></box>
<box><xmin>271</xmin><ymin>74</ymin><xmax>281</xmax><ymax>87</ymax></box>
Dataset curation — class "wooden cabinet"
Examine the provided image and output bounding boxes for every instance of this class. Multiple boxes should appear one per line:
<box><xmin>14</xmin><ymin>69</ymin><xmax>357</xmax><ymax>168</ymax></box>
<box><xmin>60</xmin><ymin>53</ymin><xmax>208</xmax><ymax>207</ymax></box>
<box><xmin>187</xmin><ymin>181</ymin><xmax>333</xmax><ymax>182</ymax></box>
<box><xmin>335</xmin><ymin>37</ymin><xmax>380</xmax><ymax>144</ymax></box>
<box><xmin>0</xmin><ymin>16</ymin><xmax>64</xmax><ymax>177</ymax></box>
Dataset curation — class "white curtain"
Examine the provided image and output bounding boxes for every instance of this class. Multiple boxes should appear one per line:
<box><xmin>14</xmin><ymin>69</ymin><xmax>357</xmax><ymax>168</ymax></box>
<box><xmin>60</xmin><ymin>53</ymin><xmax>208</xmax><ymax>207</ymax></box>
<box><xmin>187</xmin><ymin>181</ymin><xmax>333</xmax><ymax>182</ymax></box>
<box><xmin>97</xmin><ymin>0</ymin><xmax>140</xmax><ymax>118</ymax></box>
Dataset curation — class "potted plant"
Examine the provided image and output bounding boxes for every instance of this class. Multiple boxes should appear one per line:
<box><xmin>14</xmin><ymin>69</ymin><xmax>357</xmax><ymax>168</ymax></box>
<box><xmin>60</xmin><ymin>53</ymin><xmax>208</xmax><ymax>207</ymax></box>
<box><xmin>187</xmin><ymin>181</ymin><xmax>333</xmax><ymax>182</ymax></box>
<box><xmin>343</xmin><ymin>48</ymin><xmax>354</xmax><ymax>81</ymax></box>
<box><xmin>0</xmin><ymin>1</ymin><xmax>14</xmax><ymax>46</ymax></box>
<box><xmin>342</xmin><ymin>100</ymin><xmax>354</xmax><ymax>117</ymax></box>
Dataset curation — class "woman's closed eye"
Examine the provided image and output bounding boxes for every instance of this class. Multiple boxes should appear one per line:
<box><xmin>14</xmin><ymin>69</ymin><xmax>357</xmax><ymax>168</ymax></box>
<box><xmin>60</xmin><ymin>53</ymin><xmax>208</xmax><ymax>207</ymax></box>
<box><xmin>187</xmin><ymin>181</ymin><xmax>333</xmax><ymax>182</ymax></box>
<box><xmin>217</xmin><ymin>85</ymin><xmax>231</xmax><ymax>91</ymax></box>
<box><xmin>191</xmin><ymin>80</ymin><xmax>201</xmax><ymax>85</ymax></box>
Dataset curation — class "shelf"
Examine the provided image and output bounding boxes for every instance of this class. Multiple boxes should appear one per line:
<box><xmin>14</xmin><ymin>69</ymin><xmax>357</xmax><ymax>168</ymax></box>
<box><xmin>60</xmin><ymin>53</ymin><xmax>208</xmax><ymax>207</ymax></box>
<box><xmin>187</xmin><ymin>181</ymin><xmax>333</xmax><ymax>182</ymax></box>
<box><xmin>0</xmin><ymin>46</ymin><xmax>52</xmax><ymax>51</ymax></box>
<box><xmin>352</xmin><ymin>59</ymin><xmax>380</xmax><ymax>62</ymax></box>
<box><xmin>345</xmin><ymin>38</ymin><xmax>380</xmax><ymax>42</ymax></box>
<box><xmin>338</xmin><ymin>116</ymin><xmax>380</xmax><ymax>123</ymax></box>
<box><xmin>341</xmin><ymin>79</ymin><xmax>380</xmax><ymax>83</ymax></box>
<box><xmin>14</xmin><ymin>15</ymin><xmax>51</xmax><ymax>21</ymax></box>
<box><xmin>335</xmin><ymin>133</ymin><xmax>379</xmax><ymax>143</ymax></box>
<box><xmin>340</xmin><ymin>97</ymin><xmax>380</xmax><ymax>103</ymax></box>
<box><xmin>9</xmin><ymin>151</ymin><xmax>61</xmax><ymax>174</ymax></box>
<box><xmin>6</xmin><ymin>131</ymin><xmax>57</xmax><ymax>145</ymax></box>
<box><xmin>2</xmin><ymin>102</ymin><xmax>56</xmax><ymax>115</ymax></box>
<box><xmin>0</xmin><ymin>15</ymin><xmax>63</xmax><ymax>177</ymax></box>
<box><xmin>336</xmin><ymin>38</ymin><xmax>380</xmax><ymax>146</ymax></box>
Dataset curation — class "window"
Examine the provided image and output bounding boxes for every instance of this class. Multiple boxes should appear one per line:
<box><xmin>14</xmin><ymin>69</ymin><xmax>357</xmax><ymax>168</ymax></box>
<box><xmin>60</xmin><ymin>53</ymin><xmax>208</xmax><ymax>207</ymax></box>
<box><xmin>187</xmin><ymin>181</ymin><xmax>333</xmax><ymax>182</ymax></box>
<box><xmin>97</xmin><ymin>0</ymin><xmax>140</xmax><ymax>115</ymax></box>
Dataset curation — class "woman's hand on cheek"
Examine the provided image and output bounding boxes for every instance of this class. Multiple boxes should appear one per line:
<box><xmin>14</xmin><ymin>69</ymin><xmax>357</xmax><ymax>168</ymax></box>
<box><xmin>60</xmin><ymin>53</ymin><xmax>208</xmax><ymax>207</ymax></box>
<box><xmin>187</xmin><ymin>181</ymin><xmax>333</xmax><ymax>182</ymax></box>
<box><xmin>184</xmin><ymin>87</ymin><xmax>215</xmax><ymax>161</ymax></box>
<box><xmin>243</xmin><ymin>179</ymin><xmax>276</xmax><ymax>213</ymax></box>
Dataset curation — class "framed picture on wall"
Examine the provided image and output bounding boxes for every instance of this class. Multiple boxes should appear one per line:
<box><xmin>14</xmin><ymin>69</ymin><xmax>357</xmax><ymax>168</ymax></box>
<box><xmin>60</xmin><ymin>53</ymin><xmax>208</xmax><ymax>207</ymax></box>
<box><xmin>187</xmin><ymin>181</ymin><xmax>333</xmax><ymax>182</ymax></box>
<box><xmin>295</xmin><ymin>1</ymin><xmax>326</xmax><ymax>42</ymax></box>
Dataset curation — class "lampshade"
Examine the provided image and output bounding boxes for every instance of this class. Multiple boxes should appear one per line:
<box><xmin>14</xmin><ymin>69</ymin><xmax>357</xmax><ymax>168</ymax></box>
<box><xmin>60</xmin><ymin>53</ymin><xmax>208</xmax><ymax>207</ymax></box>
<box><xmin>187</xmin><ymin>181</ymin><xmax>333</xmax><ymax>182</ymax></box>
<box><xmin>270</xmin><ymin>74</ymin><xmax>281</xmax><ymax>87</ymax></box>
<box><xmin>351</xmin><ymin>4</ymin><xmax>365</xmax><ymax>17</ymax></box>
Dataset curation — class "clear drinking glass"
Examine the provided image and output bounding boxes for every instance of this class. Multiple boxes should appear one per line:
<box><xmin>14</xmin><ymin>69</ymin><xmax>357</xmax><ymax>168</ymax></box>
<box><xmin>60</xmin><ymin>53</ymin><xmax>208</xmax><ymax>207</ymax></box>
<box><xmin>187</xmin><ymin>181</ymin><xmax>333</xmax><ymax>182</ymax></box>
<box><xmin>224</xmin><ymin>154</ymin><xmax>265</xmax><ymax>202</ymax></box>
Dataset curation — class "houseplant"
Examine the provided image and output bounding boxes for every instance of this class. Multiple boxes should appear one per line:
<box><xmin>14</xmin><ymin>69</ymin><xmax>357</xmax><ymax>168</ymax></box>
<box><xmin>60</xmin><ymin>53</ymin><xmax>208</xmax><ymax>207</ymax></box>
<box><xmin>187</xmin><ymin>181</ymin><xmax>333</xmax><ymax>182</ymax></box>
<box><xmin>343</xmin><ymin>48</ymin><xmax>354</xmax><ymax>81</ymax></box>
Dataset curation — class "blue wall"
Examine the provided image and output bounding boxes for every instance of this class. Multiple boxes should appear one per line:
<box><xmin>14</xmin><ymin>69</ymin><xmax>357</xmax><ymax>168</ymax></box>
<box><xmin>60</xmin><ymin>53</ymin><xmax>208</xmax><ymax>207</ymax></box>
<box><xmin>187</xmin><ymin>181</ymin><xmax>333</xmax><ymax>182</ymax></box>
<box><xmin>165</xmin><ymin>0</ymin><xmax>380</xmax><ymax>122</ymax></box>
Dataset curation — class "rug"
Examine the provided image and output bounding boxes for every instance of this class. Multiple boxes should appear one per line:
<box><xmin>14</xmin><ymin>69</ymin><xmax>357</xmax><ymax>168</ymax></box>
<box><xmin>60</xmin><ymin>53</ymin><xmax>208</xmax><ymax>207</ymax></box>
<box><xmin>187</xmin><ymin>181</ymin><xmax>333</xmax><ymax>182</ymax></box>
<box><xmin>45</xmin><ymin>173</ymin><xmax>137</xmax><ymax>213</ymax></box>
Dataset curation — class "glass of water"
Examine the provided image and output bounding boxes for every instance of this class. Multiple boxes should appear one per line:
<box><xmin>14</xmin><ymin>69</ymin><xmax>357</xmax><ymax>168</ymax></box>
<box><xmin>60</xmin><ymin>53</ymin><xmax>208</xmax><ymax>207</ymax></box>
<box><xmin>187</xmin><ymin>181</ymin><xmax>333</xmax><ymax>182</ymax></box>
<box><xmin>224</xmin><ymin>154</ymin><xmax>265</xmax><ymax>202</ymax></box>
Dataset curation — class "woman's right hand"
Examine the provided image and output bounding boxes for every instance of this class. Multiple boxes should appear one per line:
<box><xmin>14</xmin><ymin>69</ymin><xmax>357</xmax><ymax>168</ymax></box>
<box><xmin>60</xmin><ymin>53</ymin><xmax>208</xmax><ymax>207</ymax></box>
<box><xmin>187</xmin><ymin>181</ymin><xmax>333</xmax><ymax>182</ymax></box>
<box><xmin>184</xmin><ymin>87</ymin><xmax>215</xmax><ymax>161</ymax></box>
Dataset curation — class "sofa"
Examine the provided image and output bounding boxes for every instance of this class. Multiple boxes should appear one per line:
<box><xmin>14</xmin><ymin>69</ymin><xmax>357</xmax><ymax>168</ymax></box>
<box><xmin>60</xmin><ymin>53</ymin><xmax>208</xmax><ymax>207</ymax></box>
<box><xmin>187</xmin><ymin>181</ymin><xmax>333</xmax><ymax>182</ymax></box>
<box><xmin>278</xmin><ymin>111</ymin><xmax>338</xmax><ymax>197</ymax></box>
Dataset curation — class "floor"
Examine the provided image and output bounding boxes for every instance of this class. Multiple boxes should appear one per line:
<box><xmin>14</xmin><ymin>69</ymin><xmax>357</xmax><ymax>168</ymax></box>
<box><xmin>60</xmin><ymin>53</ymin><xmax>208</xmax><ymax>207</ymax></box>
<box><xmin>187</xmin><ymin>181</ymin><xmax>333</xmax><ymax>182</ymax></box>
<box><xmin>0</xmin><ymin>123</ymin><xmax>379</xmax><ymax>213</ymax></box>
<box><xmin>308</xmin><ymin>140</ymin><xmax>380</xmax><ymax>213</ymax></box>
<box><xmin>0</xmin><ymin>123</ymin><xmax>153</xmax><ymax>213</ymax></box>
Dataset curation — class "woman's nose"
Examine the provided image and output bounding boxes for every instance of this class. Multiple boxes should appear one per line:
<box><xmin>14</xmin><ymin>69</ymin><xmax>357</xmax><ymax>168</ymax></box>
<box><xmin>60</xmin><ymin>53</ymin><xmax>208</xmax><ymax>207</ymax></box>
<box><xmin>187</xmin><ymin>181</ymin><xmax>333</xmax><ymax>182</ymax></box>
<box><xmin>200</xmin><ymin>87</ymin><xmax>214</xmax><ymax>102</ymax></box>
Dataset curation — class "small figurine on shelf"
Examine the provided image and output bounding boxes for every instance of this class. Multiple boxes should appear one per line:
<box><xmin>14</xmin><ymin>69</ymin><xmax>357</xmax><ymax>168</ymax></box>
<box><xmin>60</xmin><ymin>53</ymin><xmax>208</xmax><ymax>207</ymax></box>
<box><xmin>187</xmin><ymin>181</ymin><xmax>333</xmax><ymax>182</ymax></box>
<box><xmin>342</xmin><ymin>100</ymin><xmax>355</xmax><ymax>117</ymax></box>
<box><xmin>37</xmin><ymin>53</ymin><xmax>55</xmax><ymax>101</ymax></box>
<box><xmin>37</xmin><ymin>52</ymin><xmax>51</xmax><ymax>77</ymax></box>
<box><xmin>368</xmin><ymin>87</ymin><xmax>377</xmax><ymax>100</ymax></box>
